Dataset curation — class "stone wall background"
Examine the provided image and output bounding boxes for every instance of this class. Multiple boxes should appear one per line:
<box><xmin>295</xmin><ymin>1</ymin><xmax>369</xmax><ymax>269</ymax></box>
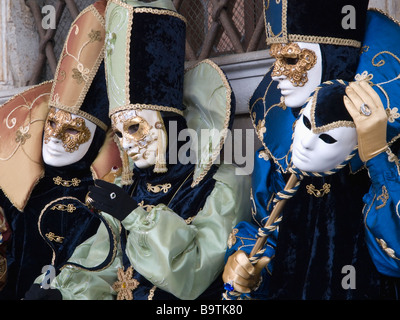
<box><xmin>1</xmin><ymin>0</ymin><xmax>399</xmax><ymax>93</ymax></box>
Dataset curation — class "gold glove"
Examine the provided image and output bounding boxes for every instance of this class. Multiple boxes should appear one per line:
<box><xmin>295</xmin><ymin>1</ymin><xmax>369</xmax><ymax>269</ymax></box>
<box><xmin>222</xmin><ymin>250</ymin><xmax>270</xmax><ymax>293</ymax></box>
<box><xmin>344</xmin><ymin>81</ymin><xmax>388</xmax><ymax>162</ymax></box>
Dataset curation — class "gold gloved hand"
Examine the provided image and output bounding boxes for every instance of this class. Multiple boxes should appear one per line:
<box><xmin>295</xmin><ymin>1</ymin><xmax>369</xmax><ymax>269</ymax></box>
<box><xmin>344</xmin><ymin>80</ymin><xmax>388</xmax><ymax>162</ymax></box>
<box><xmin>222</xmin><ymin>250</ymin><xmax>270</xmax><ymax>293</ymax></box>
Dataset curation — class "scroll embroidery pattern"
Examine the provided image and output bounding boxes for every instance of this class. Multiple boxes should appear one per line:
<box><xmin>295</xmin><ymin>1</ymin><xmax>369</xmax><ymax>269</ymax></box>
<box><xmin>53</xmin><ymin>176</ymin><xmax>81</xmax><ymax>187</ymax></box>
<box><xmin>376</xmin><ymin>185</ymin><xmax>389</xmax><ymax>210</ymax></box>
<box><xmin>306</xmin><ymin>183</ymin><xmax>331</xmax><ymax>198</ymax></box>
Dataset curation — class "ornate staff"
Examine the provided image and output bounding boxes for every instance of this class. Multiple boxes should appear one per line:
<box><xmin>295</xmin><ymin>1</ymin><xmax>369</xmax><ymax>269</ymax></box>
<box><xmin>223</xmin><ymin>171</ymin><xmax>302</xmax><ymax>300</ymax></box>
<box><xmin>249</xmin><ymin>172</ymin><xmax>300</xmax><ymax>258</ymax></box>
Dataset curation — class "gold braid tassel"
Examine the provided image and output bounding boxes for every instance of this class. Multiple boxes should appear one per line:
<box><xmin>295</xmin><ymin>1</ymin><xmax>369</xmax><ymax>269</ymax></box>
<box><xmin>114</xmin><ymin>134</ymin><xmax>133</xmax><ymax>185</ymax></box>
<box><xmin>153</xmin><ymin>112</ymin><xmax>168</xmax><ymax>174</ymax></box>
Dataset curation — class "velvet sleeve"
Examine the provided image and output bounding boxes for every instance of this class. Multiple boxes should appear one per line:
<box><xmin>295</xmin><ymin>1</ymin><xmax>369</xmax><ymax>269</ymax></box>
<box><xmin>363</xmin><ymin>149</ymin><xmax>400</xmax><ymax>277</ymax></box>
<box><xmin>34</xmin><ymin>214</ymin><xmax>124</xmax><ymax>300</ymax></box>
<box><xmin>120</xmin><ymin>164</ymin><xmax>251</xmax><ymax>300</ymax></box>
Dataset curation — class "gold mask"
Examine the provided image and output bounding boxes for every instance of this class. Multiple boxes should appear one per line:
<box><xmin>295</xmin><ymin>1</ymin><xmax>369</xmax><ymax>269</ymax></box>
<box><xmin>111</xmin><ymin>112</ymin><xmax>154</xmax><ymax>149</ymax></box>
<box><xmin>270</xmin><ymin>43</ymin><xmax>317</xmax><ymax>87</ymax></box>
<box><xmin>43</xmin><ymin>108</ymin><xmax>92</xmax><ymax>153</ymax></box>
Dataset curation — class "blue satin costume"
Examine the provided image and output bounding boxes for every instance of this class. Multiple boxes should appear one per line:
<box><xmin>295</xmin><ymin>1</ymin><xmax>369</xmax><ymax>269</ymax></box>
<box><xmin>225</xmin><ymin>10</ymin><xmax>400</xmax><ymax>300</ymax></box>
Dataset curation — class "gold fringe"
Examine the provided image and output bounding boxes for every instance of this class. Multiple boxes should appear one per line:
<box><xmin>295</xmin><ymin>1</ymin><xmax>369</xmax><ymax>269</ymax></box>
<box><xmin>153</xmin><ymin>112</ymin><xmax>168</xmax><ymax>173</ymax></box>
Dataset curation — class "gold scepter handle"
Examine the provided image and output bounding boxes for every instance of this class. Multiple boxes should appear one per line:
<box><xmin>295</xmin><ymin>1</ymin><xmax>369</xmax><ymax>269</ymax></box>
<box><xmin>249</xmin><ymin>173</ymin><xmax>299</xmax><ymax>258</ymax></box>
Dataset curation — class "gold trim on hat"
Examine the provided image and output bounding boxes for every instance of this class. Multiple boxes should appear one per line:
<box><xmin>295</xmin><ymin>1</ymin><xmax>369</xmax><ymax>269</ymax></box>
<box><xmin>49</xmin><ymin>4</ymin><xmax>107</xmax><ymax>128</ymax></box>
<box><xmin>264</xmin><ymin>0</ymin><xmax>362</xmax><ymax>48</ymax></box>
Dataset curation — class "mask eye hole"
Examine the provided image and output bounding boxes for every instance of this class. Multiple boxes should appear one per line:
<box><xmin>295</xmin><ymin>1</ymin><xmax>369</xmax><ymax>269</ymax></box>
<box><xmin>302</xmin><ymin>115</ymin><xmax>312</xmax><ymax>130</ymax></box>
<box><xmin>319</xmin><ymin>133</ymin><xmax>337</xmax><ymax>144</ymax></box>
<box><xmin>128</xmin><ymin>124</ymin><xmax>139</xmax><ymax>135</ymax></box>
<box><xmin>114</xmin><ymin>131</ymin><xmax>122</xmax><ymax>139</ymax></box>
<box><xmin>48</xmin><ymin>120</ymin><xmax>56</xmax><ymax>129</ymax></box>
<box><xmin>65</xmin><ymin>128</ymin><xmax>79</xmax><ymax>135</ymax></box>
<box><xmin>283</xmin><ymin>57</ymin><xmax>299</xmax><ymax>65</ymax></box>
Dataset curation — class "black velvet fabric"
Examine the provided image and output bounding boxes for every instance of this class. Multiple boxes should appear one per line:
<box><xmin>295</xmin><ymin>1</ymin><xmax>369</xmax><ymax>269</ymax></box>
<box><xmin>320</xmin><ymin>44</ymin><xmax>361</xmax><ymax>82</ymax></box>
<box><xmin>79</xmin><ymin>62</ymin><xmax>110</xmax><ymax>129</ymax></box>
<box><xmin>313</xmin><ymin>81</ymin><xmax>352</xmax><ymax>128</ymax></box>
<box><xmin>0</xmin><ymin>127</ymin><xmax>107</xmax><ymax>300</ymax></box>
<box><xmin>129</xmin><ymin>10</ymin><xmax>186</xmax><ymax>112</ymax></box>
<box><xmin>267</xmin><ymin>168</ymin><xmax>386</xmax><ymax>300</ymax></box>
<box><xmin>285</xmin><ymin>0</ymin><xmax>369</xmax><ymax>44</ymax></box>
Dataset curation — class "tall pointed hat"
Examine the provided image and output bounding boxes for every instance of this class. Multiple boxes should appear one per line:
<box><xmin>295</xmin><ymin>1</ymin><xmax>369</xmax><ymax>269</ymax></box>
<box><xmin>49</xmin><ymin>0</ymin><xmax>121</xmax><ymax>180</ymax></box>
<box><xmin>105</xmin><ymin>0</ymin><xmax>235</xmax><ymax>186</ymax></box>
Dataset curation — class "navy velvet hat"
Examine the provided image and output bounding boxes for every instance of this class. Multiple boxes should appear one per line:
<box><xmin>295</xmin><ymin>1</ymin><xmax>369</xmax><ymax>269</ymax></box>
<box><xmin>264</xmin><ymin>0</ymin><xmax>369</xmax><ymax>48</ymax></box>
<box><xmin>308</xmin><ymin>80</ymin><xmax>354</xmax><ymax>134</ymax></box>
<box><xmin>105</xmin><ymin>1</ymin><xmax>187</xmax><ymax>117</ymax></box>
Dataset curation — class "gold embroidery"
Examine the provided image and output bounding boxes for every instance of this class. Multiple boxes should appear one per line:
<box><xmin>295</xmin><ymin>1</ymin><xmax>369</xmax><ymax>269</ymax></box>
<box><xmin>258</xmin><ymin>150</ymin><xmax>270</xmax><ymax>161</ymax></box>
<box><xmin>45</xmin><ymin>232</ymin><xmax>64</xmax><ymax>243</ymax></box>
<box><xmin>138</xmin><ymin>200</ymin><xmax>154</xmax><ymax>212</ymax></box>
<box><xmin>185</xmin><ymin>216</ymin><xmax>195</xmax><ymax>224</ymax></box>
<box><xmin>376</xmin><ymin>238</ymin><xmax>398</xmax><ymax>259</ymax></box>
<box><xmin>270</xmin><ymin>42</ymin><xmax>317</xmax><ymax>87</ymax></box>
<box><xmin>148</xmin><ymin>286</ymin><xmax>156</xmax><ymax>300</ymax></box>
<box><xmin>15</xmin><ymin>127</ymin><xmax>31</xmax><ymax>145</ymax></box>
<box><xmin>256</xmin><ymin>118</ymin><xmax>266</xmax><ymax>142</ymax></box>
<box><xmin>306</xmin><ymin>183</ymin><xmax>331</xmax><ymax>198</ymax></box>
<box><xmin>386</xmin><ymin>107</ymin><xmax>400</xmax><ymax>123</ymax></box>
<box><xmin>112</xmin><ymin>267</ymin><xmax>139</xmax><ymax>300</ymax></box>
<box><xmin>376</xmin><ymin>186</ymin><xmax>389</xmax><ymax>210</ymax></box>
<box><xmin>227</xmin><ymin>228</ymin><xmax>239</xmax><ymax>249</ymax></box>
<box><xmin>146</xmin><ymin>183</ymin><xmax>172</xmax><ymax>194</ymax></box>
<box><xmin>88</xmin><ymin>29</ymin><xmax>102</xmax><ymax>42</ymax></box>
<box><xmin>50</xmin><ymin>203</ymin><xmax>76</xmax><ymax>213</ymax></box>
<box><xmin>53</xmin><ymin>176</ymin><xmax>81</xmax><ymax>187</ymax></box>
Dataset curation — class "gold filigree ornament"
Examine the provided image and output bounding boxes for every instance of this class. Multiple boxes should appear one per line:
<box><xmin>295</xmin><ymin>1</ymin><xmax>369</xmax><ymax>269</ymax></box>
<box><xmin>50</xmin><ymin>203</ymin><xmax>76</xmax><ymax>213</ymax></box>
<box><xmin>270</xmin><ymin>43</ymin><xmax>317</xmax><ymax>87</ymax></box>
<box><xmin>53</xmin><ymin>176</ymin><xmax>81</xmax><ymax>187</ymax></box>
<box><xmin>112</xmin><ymin>266</ymin><xmax>139</xmax><ymax>300</ymax></box>
<box><xmin>376</xmin><ymin>238</ymin><xmax>397</xmax><ymax>259</ymax></box>
<box><xmin>45</xmin><ymin>232</ymin><xmax>64</xmax><ymax>243</ymax></box>
<box><xmin>146</xmin><ymin>183</ymin><xmax>171</xmax><ymax>193</ymax></box>
<box><xmin>386</xmin><ymin>107</ymin><xmax>400</xmax><ymax>123</ymax></box>
<box><xmin>306</xmin><ymin>183</ymin><xmax>331</xmax><ymax>198</ymax></box>
<box><xmin>43</xmin><ymin>108</ymin><xmax>92</xmax><ymax>153</ymax></box>
<box><xmin>227</xmin><ymin>228</ymin><xmax>238</xmax><ymax>249</ymax></box>
<box><xmin>376</xmin><ymin>185</ymin><xmax>389</xmax><ymax>210</ymax></box>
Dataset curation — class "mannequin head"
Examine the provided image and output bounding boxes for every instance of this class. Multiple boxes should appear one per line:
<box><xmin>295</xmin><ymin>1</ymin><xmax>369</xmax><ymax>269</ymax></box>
<box><xmin>271</xmin><ymin>42</ymin><xmax>322</xmax><ymax>108</ymax></box>
<box><xmin>111</xmin><ymin>109</ymin><xmax>167</xmax><ymax>170</ymax></box>
<box><xmin>42</xmin><ymin>107</ymin><xmax>97</xmax><ymax>167</ymax></box>
<box><xmin>291</xmin><ymin>84</ymin><xmax>357</xmax><ymax>173</ymax></box>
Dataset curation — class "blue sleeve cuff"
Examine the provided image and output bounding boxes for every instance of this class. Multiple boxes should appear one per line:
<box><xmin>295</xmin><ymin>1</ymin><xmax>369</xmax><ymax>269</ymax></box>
<box><xmin>366</xmin><ymin>150</ymin><xmax>399</xmax><ymax>184</ymax></box>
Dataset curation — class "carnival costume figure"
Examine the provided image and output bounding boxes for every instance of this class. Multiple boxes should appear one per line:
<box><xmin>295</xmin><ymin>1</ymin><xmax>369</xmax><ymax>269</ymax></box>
<box><xmin>0</xmin><ymin>0</ymin><xmax>121</xmax><ymax>300</ymax></box>
<box><xmin>33</xmin><ymin>0</ymin><xmax>251</xmax><ymax>300</ymax></box>
<box><xmin>223</xmin><ymin>0</ymin><xmax>400</xmax><ymax>299</ymax></box>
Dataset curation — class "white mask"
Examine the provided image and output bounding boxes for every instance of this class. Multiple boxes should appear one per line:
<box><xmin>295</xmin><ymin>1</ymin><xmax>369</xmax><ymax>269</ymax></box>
<box><xmin>271</xmin><ymin>42</ymin><xmax>322</xmax><ymax>108</ymax></box>
<box><xmin>42</xmin><ymin>108</ymin><xmax>97</xmax><ymax>167</ymax></box>
<box><xmin>111</xmin><ymin>109</ymin><xmax>165</xmax><ymax>170</ymax></box>
<box><xmin>291</xmin><ymin>98</ymin><xmax>357</xmax><ymax>173</ymax></box>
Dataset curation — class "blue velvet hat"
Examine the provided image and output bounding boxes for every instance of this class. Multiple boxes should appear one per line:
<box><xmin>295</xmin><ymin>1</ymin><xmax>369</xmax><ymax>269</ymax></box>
<box><xmin>265</xmin><ymin>0</ymin><xmax>369</xmax><ymax>48</ymax></box>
